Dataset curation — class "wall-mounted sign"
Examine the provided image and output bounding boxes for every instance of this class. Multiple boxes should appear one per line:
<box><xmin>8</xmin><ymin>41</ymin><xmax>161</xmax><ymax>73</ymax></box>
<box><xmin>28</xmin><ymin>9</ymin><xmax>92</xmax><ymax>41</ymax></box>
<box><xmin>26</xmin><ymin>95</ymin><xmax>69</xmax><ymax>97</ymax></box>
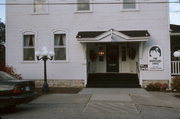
<box><xmin>140</xmin><ymin>64</ymin><xmax>148</xmax><ymax>71</ymax></box>
<box><xmin>148</xmin><ymin>46</ymin><xmax>163</xmax><ymax>70</ymax></box>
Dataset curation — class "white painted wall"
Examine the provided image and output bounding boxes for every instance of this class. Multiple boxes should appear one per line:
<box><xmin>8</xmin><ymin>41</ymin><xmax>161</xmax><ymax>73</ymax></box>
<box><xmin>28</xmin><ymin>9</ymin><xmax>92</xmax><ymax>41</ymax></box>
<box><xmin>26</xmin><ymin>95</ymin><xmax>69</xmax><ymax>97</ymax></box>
<box><xmin>6</xmin><ymin>0</ymin><xmax>170</xmax><ymax>84</ymax></box>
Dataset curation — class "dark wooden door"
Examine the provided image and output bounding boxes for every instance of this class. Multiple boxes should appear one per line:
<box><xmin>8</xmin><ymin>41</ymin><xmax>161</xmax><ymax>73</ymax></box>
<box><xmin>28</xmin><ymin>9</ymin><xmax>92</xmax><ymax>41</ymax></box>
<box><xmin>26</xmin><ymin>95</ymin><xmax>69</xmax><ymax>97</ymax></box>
<box><xmin>106</xmin><ymin>45</ymin><xmax>119</xmax><ymax>72</ymax></box>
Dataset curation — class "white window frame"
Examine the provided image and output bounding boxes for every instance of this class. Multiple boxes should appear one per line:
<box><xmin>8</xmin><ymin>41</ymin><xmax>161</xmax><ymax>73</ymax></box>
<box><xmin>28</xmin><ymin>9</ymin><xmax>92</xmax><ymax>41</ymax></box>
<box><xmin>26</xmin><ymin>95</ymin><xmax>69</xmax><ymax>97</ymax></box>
<box><xmin>75</xmin><ymin>0</ymin><xmax>93</xmax><ymax>13</ymax></box>
<box><xmin>120</xmin><ymin>0</ymin><xmax>139</xmax><ymax>12</ymax></box>
<box><xmin>33</xmin><ymin>0</ymin><xmax>49</xmax><ymax>14</ymax></box>
<box><xmin>21</xmin><ymin>31</ymin><xmax>38</xmax><ymax>63</ymax></box>
<box><xmin>23</xmin><ymin>33</ymin><xmax>35</xmax><ymax>61</ymax></box>
<box><xmin>53</xmin><ymin>30</ymin><xmax>68</xmax><ymax>62</ymax></box>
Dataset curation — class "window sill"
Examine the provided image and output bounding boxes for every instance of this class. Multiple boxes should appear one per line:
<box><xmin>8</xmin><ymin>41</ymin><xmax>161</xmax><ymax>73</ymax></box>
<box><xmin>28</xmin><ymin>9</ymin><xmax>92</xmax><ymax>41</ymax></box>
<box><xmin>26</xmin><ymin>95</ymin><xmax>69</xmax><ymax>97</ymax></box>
<box><xmin>120</xmin><ymin>9</ymin><xmax>140</xmax><ymax>12</ymax></box>
<box><xmin>75</xmin><ymin>10</ymin><xmax>93</xmax><ymax>14</ymax></box>
<box><xmin>21</xmin><ymin>61</ymin><xmax>39</xmax><ymax>64</ymax></box>
<box><xmin>51</xmin><ymin>60</ymin><xmax>69</xmax><ymax>63</ymax></box>
<box><xmin>31</xmin><ymin>12</ymin><xmax>49</xmax><ymax>15</ymax></box>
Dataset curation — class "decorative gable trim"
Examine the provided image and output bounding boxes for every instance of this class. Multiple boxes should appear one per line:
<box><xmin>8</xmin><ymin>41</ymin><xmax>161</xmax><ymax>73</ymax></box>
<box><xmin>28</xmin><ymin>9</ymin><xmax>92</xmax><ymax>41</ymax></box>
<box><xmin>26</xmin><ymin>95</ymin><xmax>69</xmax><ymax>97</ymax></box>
<box><xmin>77</xmin><ymin>29</ymin><xmax>150</xmax><ymax>43</ymax></box>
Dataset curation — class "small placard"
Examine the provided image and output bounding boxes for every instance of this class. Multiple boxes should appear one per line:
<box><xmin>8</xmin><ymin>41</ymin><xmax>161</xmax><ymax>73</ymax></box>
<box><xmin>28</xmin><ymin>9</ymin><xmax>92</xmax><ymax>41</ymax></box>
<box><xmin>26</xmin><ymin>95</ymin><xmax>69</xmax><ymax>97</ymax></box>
<box><xmin>140</xmin><ymin>64</ymin><xmax>148</xmax><ymax>71</ymax></box>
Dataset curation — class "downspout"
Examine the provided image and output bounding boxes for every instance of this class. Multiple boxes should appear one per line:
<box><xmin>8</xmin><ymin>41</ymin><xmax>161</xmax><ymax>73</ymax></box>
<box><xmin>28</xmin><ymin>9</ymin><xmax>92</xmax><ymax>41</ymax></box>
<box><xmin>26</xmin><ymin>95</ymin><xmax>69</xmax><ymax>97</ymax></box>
<box><xmin>139</xmin><ymin>42</ymin><xmax>144</xmax><ymax>87</ymax></box>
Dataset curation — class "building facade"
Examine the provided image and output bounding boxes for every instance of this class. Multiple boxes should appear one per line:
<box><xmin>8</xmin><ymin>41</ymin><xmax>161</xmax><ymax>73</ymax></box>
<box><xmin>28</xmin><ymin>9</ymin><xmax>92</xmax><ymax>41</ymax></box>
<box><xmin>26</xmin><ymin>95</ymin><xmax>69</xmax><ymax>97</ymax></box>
<box><xmin>6</xmin><ymin>0</ymin><xmax>170</xmax><ymax>87</ymax></box>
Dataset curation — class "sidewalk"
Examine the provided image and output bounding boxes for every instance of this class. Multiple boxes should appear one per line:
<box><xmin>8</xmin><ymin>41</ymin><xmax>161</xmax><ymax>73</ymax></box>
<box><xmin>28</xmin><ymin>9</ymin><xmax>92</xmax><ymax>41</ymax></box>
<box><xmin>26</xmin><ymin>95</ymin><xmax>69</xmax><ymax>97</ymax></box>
<box><xmin>2</xmin><ymin>88</ymin><xmax>180</xmax><ymax>119</ymax></box>
<box><xmin>80</xmin><ymin>88</ymin><xmax>180</xmax><ymax>108</ymax></box>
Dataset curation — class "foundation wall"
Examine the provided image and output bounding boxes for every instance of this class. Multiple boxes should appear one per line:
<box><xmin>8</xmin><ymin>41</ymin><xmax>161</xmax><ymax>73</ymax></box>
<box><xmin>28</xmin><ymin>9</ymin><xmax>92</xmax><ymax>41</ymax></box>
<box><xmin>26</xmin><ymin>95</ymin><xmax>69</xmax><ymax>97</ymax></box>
<box><xmin>34</xmin><ymin>80</ymin><xmax>85</xmax><ymax>88</ymax></box>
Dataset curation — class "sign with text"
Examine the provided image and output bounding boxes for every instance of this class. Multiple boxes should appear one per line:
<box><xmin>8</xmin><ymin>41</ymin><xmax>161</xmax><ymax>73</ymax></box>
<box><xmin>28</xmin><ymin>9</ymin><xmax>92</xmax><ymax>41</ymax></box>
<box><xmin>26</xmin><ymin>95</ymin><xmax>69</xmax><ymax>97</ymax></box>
<box><xmin>148</xmin><ymin>46</ymin><xmax>163</xmax><ymax>70</ymax></box>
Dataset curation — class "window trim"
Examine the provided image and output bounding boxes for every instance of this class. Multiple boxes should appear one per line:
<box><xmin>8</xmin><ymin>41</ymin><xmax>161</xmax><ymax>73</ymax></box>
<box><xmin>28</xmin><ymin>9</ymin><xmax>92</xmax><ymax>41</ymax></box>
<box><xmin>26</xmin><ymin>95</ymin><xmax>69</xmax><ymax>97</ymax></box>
<box><xmin>21</xmin><ymin>31</ymin><xmax>37</xmax><ymax>63</ymax></box>
<box><xmin>120</xmin><ymin>0</ymin><xmax>139</xmax><ymax>12</ymax></box>
<box><xmin>52</xmin><ymin>30</ymin><xmax>68</xmax><ymax>62</ymax></box>
<box><xmin>75</xmin><ymin>0</ymin><xmax>93</xmax><ymax>13</ymax></box>
<box><xmin>32</xmin><ymin>0</ymin><xmax>49</xmax><ymax>14</ymax></box>
<box><xmin>23</xmin><ymin>34</ymin><xmax>35</xmax><ymax>61</ymax></box>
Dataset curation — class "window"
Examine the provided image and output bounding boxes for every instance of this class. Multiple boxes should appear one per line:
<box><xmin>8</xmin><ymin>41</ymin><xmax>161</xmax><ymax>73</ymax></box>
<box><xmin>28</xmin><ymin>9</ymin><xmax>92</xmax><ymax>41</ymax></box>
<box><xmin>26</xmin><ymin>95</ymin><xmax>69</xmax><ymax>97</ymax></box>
<box><xmin>77</xmin><ymin>0</ymin><xmax>90</xmax><ymax>11</ymax></box>
<box><xmin>54</xmin><ymin>34</ymin><xmax>66</xmax><ymax>60</ymax></box>
<box><xmin>23</xmin><ymin>35</ymin><xmax>35</xmax><ymax>61</ymax></box>
<box><xmin>123</xmin><ymin>0</ymin><xmax>136</xmax><ymax>9</ymax></box>
<box><xmin>34</xmin><ymin>0</ymin><xmax>47</xmax><ymax>13</ymax></box>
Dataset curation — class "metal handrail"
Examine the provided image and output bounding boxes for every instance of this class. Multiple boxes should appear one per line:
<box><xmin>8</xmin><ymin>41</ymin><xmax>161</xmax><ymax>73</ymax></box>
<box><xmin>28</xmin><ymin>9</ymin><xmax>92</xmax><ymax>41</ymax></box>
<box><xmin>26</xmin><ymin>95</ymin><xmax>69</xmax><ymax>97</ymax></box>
<box><xmin>87</xmin><ymin>61</ymin><xmax>90</xmax><ymax>74</ymax></box>
<box><xmin>136</xmin><ymin>62</ymin><xmax>140</xmax><ymax>73</ymax></box>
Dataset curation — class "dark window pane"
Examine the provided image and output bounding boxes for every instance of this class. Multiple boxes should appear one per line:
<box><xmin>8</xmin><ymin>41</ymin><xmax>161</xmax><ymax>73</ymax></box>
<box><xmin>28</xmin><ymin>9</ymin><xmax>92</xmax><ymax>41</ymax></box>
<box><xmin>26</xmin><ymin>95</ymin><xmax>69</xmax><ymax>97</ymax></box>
<box><xmin>77</xmin><ymin>0</ymin><xmax>90</xmax><ymax>11</ymax></box>
<box><xmin>29</xmin><ymin>36</ymin><xmax>34</xmax><ymax>46</ymax></box>
<box><xmin>123</xmin><ymin>0</ymin><xmax>136</xmax><ymax>9</ymax></box>
<box><xmin>60</xmin><ymin>35</ymin><xmax>64</xmax><ymax>45</ymax></box>
<box><xmin>54</xmin><ymin>48</ymin><xmax>66</xmax><ymax>60</ymax></box>
<box><xmin>24</xmin><ymin>35</ymin><xmax>34</xmax><ymax>47</ymax></box>
<box><xmin>24</xmin><ymin>48</ymin><xmax>35</xmax><ymax>61</ymax></box>
<box><xmin>54</xmin><ymin>34</ymin><xmax>66</xmax><ymax>46</ymax></box>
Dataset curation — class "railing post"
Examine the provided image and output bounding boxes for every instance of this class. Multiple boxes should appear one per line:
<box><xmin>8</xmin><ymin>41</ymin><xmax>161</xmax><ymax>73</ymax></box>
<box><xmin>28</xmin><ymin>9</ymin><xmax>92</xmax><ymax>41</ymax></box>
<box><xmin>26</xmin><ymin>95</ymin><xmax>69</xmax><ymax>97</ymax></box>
<box><xmin>171</xmin><ymin>61</ymin><xmax>180</xmax><ymax>76</ymax></box>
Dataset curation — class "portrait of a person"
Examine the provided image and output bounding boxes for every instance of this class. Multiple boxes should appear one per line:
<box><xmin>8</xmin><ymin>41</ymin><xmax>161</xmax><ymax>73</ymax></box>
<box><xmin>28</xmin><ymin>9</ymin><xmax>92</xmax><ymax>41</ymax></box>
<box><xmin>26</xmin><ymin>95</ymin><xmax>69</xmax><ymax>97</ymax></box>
<box><xmin>149</xmin><ymin>46</ymin><xmax>161</xmax><ymax>58</ymax></box>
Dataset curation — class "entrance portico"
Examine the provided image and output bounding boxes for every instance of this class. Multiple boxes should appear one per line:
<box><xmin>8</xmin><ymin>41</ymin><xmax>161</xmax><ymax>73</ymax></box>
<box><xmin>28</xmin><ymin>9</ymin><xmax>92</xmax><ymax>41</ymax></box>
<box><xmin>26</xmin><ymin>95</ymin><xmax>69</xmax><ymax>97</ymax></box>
<box><xmin>77</xmin><ymin>29</ymin><xmax>150</xmax><ymax>87</ymax></box>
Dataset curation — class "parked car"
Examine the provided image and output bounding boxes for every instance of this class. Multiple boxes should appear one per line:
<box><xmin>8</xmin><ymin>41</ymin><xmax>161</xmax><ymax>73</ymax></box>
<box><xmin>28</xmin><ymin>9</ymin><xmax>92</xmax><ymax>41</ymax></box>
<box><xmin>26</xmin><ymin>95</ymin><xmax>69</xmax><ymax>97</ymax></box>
<box><xmin>0</xmin><ymin>71</ymin><xmax>37</xmax><ymax>108</ymax></box>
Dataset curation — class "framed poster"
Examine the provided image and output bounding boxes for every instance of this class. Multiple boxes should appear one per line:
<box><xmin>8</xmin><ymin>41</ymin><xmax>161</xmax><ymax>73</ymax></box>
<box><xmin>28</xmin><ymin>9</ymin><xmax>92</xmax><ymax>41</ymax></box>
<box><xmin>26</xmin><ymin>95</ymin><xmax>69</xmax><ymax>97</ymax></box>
<box><xmin>148</xmin><ymin>46</ymin><xmax>163</xmax><ymax>70</ymax></box>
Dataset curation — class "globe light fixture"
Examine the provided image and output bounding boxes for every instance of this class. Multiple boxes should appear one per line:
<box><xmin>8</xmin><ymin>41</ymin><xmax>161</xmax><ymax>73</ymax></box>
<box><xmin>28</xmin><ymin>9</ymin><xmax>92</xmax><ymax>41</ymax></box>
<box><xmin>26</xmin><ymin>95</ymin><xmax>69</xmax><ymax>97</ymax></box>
<box><xmin>173</xmin><ymin>50</ymin><xmax>180</xmax><ymax>57</ymax></box>
<box><xmin>35</xmin><ymin>46</ymin><xmax>55</xmax><ymax>93</ymax></box>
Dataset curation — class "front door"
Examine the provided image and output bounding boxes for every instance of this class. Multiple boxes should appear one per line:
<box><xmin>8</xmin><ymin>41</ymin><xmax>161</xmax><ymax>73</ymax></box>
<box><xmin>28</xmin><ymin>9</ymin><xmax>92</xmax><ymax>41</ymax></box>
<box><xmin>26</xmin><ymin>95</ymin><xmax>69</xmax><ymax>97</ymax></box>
<box><xmin>106</xmin><ymin>45</ymin><xmax>119</xmax><ymax>72</ymax></box>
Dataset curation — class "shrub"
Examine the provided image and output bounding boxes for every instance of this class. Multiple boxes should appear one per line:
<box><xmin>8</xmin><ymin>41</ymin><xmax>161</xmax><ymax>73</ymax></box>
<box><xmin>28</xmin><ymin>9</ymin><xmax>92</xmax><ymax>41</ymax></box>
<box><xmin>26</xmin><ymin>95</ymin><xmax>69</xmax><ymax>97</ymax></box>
<box><xmin>160</xmin><ymin>83</ymin><xmax>169</xmax><ymax>91</ymax></box>
<box><xmin>171</xmin><ymin>76</ymin><xmax>180</xmax><ymax>91</ymax></box>
<box><xmin>0</xmin><ymin>65</ymin><xmax>22</xmax><ymax>80</ymax></box>
<box><xmin>146</xmin><ymin>83</ymin><xmax>156</xmax><ymax>91</ymax></box>
<box><xmin>153</xmin><ymin>82</ymin><xmax>161</xmax><ymax>90</ymax></box>
<box><xmin>145</xmin><ymin>82</ymin><xmax>168</xmax><ymax>91</ymax></box>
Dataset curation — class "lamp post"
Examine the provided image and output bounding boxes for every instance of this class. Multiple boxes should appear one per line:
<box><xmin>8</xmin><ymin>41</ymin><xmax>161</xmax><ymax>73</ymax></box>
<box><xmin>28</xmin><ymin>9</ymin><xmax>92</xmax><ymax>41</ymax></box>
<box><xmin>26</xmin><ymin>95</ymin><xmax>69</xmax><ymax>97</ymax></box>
<box><xmin>35</xmin><ymin>46</ymin><xmax>55</xmax><ymax>93</ymax></box>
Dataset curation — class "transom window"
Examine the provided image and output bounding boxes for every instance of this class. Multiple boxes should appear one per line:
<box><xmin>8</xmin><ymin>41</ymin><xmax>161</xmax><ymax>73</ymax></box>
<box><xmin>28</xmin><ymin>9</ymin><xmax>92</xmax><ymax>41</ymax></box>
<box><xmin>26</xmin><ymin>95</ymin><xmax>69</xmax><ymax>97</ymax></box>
<box><xmin>77</xmin><ymin>0</ymin><xmax>90</xmax><ymax>11</ymax></box>
<box><xmin>34</xmin><ymin>0</ymin><xmax>48</xmax><ymax>13</ymax></box>
<box><xmin>23</xmin><ymin>35</ymin><xmax>35</xmax><ymax>61</ymax></box>
<box><xmin>54</xmin><ymin>34</ymin><xmax>66</xmax><ymax>60</ymax></box>
<box><xmin>123</xmin><ymin>0</ymin><xmax>136</xmax><ymax>9</ymax></box>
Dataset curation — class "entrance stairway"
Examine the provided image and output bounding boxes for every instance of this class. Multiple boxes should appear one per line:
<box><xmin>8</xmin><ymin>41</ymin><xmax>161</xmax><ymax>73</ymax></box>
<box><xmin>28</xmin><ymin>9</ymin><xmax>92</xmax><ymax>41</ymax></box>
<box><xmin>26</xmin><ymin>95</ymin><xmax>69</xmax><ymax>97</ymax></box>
<box><xmin>87</xmin><ymin>73</ymin><xmax>141</xmax><ymax>88</ymax></box>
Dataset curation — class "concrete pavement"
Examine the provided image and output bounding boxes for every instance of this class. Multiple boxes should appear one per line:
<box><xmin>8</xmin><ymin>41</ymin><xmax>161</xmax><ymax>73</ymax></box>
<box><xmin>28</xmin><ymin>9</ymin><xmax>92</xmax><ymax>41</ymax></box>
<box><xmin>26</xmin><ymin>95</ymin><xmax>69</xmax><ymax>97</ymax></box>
<box><xmin>1</xmin><ymin>88</ymin><xmax>180</xmax><ymax>119</ymax></box>
<box><xmin>80</xmin><ymin>88</ymin><xmax>180</xmax><ymax>108</ymax></box>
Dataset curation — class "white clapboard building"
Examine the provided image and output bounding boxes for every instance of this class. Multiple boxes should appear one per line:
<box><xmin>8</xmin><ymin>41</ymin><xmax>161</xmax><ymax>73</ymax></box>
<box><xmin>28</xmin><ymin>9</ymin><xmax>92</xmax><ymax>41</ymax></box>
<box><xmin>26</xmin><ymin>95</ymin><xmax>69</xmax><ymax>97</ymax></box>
<box><xmin>6</xmin><ymin>0</ymin><xmax>171</xmax><ymax>88</ymax></box>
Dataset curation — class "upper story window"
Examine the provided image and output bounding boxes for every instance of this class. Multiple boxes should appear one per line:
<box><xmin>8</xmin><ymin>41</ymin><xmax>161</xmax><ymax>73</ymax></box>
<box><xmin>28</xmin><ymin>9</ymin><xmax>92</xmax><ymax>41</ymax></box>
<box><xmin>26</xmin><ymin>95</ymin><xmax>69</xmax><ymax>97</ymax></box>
<box><xmin>123</xmin><ymin>0</ymin><xmax>136</xmax><ymax>9</ymax></box>
<box><xmin>23</xmin><ymin>35</ymin><xmax>35</xmax><ymax>61</ymax></box>
<box><xmin>34</xmin><ymin>0</ymin><xmax>48</xmax><ymax>13</ymax></box>
<box><xmin>77</xmin><ymin>0</ymin><xmax>91</xmax><ymax>11</ymax></box>
<box><xmin>54</xmin><ymin>34</ymin><xmax>66</xmax><ymax>60</ymax></box>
